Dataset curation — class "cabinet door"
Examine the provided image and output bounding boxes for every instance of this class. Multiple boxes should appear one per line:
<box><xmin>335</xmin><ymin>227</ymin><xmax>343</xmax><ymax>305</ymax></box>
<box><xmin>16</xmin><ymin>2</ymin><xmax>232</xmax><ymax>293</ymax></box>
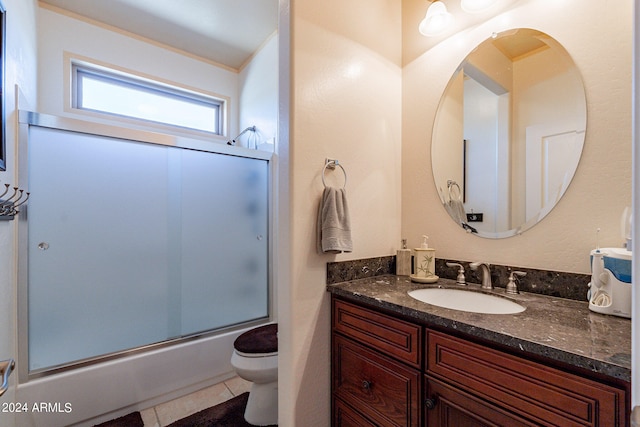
<box><xmin>425</xmin><ymin>376</ymin><xmax>536</xmax><ymax>427</ymax></box>
<box><xmin>427</xmin><ymin>329</ymin><xmax>628</xmax><ymax>427</ymax></box>
<box><xmin>333</xmin><ymin>335</ymin><xmax>421</xmax><ymax>427</ymax></box>
<box><xmin>334</xmin><ymin>397</ymin><xmax>378</xmax><ymax>427</ymax></box>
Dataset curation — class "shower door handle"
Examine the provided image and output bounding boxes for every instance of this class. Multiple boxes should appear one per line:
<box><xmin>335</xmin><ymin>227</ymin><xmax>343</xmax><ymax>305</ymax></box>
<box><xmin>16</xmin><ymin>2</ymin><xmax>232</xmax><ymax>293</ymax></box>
<box><xmin>0</xmin><ymin>359</ymin><xmax>15</xmax><ymax>397</ymax></box>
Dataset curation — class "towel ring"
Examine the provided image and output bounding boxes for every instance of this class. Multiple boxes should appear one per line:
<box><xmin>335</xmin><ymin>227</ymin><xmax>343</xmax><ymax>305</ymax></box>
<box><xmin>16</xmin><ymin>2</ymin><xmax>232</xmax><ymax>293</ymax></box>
<box><xmin>322</xmin><ymin>159</ymin><xmax>347</xmax><ymax>189</ymax></box>
<box><xmin>447</xmin><ymin>180</ymin><xmax>461</xmax><ymax>202</ymax></box>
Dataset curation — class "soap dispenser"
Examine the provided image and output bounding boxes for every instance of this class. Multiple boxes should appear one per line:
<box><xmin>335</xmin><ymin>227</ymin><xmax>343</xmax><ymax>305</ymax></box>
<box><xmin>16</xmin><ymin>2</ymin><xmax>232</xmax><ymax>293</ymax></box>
<box><xmin>396</xmin><ymin>239</ymin><xmax>411</xmax><ymax>276</ymax></box>
<box><xmin>411</xmin><ymin>235</ymin><xmax>438</xmax><ymax>283</ymax></box>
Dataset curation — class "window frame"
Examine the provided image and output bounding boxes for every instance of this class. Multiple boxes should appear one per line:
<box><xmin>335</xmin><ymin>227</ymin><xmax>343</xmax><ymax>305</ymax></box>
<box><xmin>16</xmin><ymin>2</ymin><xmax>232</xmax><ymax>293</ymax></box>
<box><xmin>71</xmin><ymin>62</ymin><xmax>226</xmax><ymax>136</ymax></box>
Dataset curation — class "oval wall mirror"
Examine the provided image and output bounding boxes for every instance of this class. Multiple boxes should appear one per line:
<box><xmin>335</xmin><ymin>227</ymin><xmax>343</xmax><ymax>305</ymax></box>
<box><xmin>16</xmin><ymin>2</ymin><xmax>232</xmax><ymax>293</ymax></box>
<box><xmin>432</xmin><ymin>28</ymin><xmax>586</xmax><ymax>238</ymax></box>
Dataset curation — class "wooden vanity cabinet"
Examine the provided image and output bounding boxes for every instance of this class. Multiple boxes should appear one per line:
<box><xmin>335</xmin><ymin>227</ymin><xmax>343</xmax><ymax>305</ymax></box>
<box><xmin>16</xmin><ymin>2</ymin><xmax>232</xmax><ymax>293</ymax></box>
<box><xmin>331</xmin><ymin>296</ymin><xmax>629</xmax><ymax>427</ymax></box>
<box><xmin>332</xmin><ymin>298</ymin><xmax>422</xmax><ymax>426</ymax></box>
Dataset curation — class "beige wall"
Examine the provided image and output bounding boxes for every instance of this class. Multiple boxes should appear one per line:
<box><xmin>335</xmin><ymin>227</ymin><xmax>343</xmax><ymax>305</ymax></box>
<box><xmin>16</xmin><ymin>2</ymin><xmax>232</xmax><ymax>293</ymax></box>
<box><xmin>283</xmin><ymin>0</ymin><xmax>630</xmax><ymax>423</ymax></box>
<box><xmin>283</xmin><ymin>0</ymin><xmax>402</xmax><ymax>425</ymax></box>
<box><xmin>402</xmin><ymin>0</ymin><xmax>631</xmax><ymax>273</ymax></box>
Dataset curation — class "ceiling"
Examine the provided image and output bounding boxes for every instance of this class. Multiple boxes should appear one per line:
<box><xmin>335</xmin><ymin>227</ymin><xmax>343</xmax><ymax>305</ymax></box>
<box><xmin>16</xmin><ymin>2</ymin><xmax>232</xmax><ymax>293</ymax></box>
<box><xmin>39</xmin><ymin>0</ymin><xmax>279</xmax><ymax>70</ymax></box>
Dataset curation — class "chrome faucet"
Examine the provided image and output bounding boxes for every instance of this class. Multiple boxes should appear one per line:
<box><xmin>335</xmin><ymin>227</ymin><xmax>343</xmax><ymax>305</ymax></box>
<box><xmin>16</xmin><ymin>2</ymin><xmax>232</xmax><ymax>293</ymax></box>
<box><xmin>469</xmin><ymin>262</ymin><xmax>492</xmax><ymax>289</ymax></box>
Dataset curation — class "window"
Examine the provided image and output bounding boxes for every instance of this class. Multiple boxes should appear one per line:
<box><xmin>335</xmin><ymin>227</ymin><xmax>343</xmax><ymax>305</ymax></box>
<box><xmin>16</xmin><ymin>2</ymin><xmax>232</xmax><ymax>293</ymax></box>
<box><xmin>73</xmin><ymin>64</ymin><xmax>224</xmax><ymax>135</ymax></box>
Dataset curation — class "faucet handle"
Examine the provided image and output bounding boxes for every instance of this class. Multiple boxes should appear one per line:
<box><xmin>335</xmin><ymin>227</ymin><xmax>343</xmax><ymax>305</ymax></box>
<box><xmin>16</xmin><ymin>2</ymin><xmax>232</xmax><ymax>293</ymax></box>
<box><xmin>506</xmin><ymin>271</ymin><xmax>526</xmax><ymax>294</ymax></box>
<box><xmin>446</xmin><ymin>262</ymin><xmax>466</xmax><ymax>285</ymax></box>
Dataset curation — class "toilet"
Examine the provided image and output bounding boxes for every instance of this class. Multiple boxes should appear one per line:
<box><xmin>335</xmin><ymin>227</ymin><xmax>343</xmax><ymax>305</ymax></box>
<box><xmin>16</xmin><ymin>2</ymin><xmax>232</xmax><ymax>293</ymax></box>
<box><xmin>230</xmin><ymin>323</ymin><xmax>278</xmax><ymax>426</ymax></box>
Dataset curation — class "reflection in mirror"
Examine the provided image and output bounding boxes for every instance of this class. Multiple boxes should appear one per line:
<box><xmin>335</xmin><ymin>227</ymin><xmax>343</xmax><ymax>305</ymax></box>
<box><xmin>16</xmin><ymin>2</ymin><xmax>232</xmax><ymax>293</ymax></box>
<box><xmin>432</xmin><ymin>29</ymin><xmax>586</xmax><ymax>238</ymax></box>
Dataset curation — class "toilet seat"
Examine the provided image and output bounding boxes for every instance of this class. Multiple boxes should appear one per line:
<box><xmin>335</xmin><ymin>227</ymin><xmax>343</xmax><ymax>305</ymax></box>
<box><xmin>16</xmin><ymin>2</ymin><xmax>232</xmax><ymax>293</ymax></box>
<box><xmin>234</xmin><ymin>350</ymin><xmax>278</xmax><ymax>358</ymax></box>
<box><xmin>233</xmin><ymin>323</ymin><xmax>277</xmax><ymax>355</ymax></box>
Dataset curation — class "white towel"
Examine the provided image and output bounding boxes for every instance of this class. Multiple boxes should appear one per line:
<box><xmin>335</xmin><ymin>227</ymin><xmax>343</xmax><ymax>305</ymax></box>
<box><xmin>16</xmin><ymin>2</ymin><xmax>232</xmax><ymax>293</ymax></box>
<box><xmin>317</xmin><ymin>186</ymin><xmax>352</xmax><ymax>254</ymax></box>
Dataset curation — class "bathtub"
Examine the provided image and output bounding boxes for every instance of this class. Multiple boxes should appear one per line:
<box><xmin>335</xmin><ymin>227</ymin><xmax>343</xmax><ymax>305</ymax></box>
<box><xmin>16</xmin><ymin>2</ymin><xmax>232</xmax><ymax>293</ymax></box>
<box><xmin>15</xmin><ymin>325</ymin><xmax>256</xmax><ymax>427</ymax></box>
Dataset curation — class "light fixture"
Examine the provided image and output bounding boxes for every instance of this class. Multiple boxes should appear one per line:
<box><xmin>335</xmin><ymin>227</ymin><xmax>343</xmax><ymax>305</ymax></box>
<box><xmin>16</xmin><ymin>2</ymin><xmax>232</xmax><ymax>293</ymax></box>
<box><xmin>419</xmin><ymin>1</ymin><xmax>453</xmax><ymax>37</ymax></box>
<box><xmin>460</xmin><ymin>0</ymin><xmax>499</xmax><ymax>14</ymax></box>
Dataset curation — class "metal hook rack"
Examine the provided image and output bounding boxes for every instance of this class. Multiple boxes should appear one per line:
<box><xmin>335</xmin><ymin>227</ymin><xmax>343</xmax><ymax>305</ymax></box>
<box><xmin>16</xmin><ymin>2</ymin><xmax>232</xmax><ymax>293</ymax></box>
<box><xmin>0</xmin><ymin>182</ymin><xmax>30</xmax><ymax>220</ymax></box>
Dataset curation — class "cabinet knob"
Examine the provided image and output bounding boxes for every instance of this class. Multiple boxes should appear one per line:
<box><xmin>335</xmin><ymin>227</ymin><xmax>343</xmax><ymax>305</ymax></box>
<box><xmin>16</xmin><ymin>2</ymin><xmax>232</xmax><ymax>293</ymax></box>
<box><xmin>425</xmin><ymin>397</ymin><xmax>437</xmax><ymax>410</ymax></box>
<box><xmin>362</xmin><ymin>380</ymin><xmax>372</xmax><ymax>390</ymax></box>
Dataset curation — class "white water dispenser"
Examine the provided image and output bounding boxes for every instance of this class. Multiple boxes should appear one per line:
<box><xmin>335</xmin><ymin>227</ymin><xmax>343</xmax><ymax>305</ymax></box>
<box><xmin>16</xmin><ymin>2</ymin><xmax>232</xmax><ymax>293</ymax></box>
<box><xmin>588</xmin><ymin>247</ymin><xmax>632</xmax><ymax>318</ymax></box>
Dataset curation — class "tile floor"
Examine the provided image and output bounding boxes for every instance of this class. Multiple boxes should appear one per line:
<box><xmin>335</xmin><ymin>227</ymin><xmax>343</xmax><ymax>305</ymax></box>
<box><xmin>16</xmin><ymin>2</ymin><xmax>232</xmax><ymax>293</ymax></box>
<box><xmin>139</xmin><ymin>376</ymin><xmax>252</xmax><ymax>427</ymax></box>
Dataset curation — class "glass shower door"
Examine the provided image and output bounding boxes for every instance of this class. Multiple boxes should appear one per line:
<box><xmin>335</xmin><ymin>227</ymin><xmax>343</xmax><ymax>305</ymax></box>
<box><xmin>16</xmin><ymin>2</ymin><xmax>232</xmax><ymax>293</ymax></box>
<box><xmin>26</xmin><ymin>125</ymin><xmax>269</xmax><ymax>373</ymax></box>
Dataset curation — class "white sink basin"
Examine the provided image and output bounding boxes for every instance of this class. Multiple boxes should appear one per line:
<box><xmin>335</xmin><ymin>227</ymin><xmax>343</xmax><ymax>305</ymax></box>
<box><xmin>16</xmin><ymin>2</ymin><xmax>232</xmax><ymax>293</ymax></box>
<box><xmin>408</xmin><ymin>288</ymin><xmax>526</xmax><ymax>314</ymax></box>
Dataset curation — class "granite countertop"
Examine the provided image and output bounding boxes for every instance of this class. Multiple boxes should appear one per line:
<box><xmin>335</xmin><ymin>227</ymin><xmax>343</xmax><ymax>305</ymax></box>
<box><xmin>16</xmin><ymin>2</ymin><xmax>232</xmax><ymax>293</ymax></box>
<box><xmin>327</xmin><ymin>274</ymin><xmax>631</xmax><ymax>382</ymax></box>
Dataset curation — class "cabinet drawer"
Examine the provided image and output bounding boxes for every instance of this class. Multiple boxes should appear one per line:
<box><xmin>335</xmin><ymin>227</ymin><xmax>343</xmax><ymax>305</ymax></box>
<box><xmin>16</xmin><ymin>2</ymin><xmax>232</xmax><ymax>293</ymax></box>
<box><xmin>427</xmin><ymin>330</ymin><xmax>627</xmax><ymax>427</ymax></box>
<box><xmin>333</xmin><ymin>334</ymin><xmax>421</xmax><ymax>427</ymax></box>
<box><xmin>333</xmin><ymin>298</ymin><xmax>422</xmax><ymax>368</ymax></box>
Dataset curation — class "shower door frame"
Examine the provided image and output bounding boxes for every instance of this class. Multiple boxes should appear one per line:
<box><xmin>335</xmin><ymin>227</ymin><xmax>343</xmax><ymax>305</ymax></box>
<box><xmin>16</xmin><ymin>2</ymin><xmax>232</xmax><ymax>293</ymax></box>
<box><xmin>16</xmin><ymin>110</ymin><xmax>276</xmax><ymax>383</ymax></box>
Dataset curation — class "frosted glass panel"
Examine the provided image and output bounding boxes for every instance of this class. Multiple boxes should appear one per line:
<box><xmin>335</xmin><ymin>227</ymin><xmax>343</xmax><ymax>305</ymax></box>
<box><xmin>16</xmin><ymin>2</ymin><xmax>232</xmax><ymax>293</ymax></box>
<box><xmin>180</xmin><ymin>150</ymin><xmax>268</xmax><ymax>334</ymax></box>
<box><xmin>27</xmin><ymin>126</ymin><xmax>269</xmax><ymax>371</ymax></box>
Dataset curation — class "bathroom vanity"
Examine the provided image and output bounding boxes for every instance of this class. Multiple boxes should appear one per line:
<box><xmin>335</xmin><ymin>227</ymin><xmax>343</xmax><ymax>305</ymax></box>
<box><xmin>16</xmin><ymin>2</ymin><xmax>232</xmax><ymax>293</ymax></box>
<box><xmin>328</xmin><ymin>275</ymin><xmax>631</xmax><ymax>427</ymax></box>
